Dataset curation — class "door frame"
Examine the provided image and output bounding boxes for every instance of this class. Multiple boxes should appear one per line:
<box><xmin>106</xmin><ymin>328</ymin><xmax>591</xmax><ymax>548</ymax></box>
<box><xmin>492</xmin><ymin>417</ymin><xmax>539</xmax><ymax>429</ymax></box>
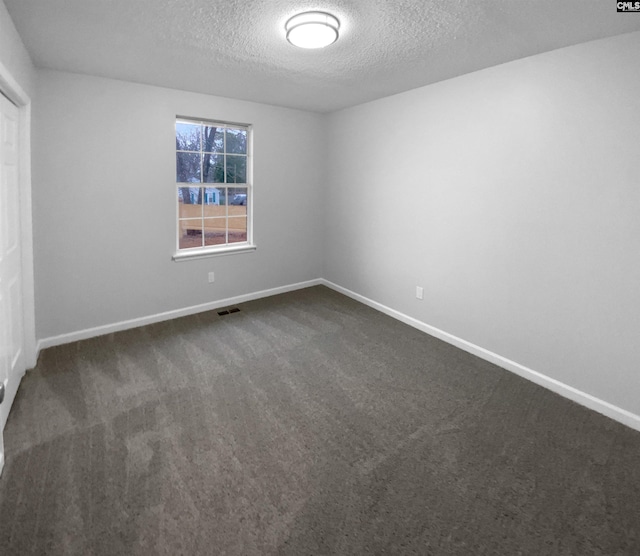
<box><xmin>0</xmin><ymin>62</ymin><xmax>36</xmax><ymax>371</ymax></box>
<box><xmin>0</xmin><ymin>60</ymin><xmax>35</xmax><ymax>476</ymax></box>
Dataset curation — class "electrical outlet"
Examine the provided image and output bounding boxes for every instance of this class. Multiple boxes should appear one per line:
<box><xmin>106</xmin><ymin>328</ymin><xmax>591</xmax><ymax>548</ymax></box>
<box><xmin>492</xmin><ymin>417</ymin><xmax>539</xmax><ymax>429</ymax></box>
<box><xmin>208</xmin><ymin>271</ymin><xmax>215</xmax><ymax>283</ymax></box>
<box><xmin>416</xmin><ymin>286</ymin><xmax>424</xmax><ymax>300</ymax></box>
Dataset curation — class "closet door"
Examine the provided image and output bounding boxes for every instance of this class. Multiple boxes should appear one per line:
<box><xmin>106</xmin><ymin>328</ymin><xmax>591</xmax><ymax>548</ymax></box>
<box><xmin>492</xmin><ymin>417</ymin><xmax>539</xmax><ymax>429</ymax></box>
<box><xmin>0</xmin><ymin>92</ymin><xmax>25</xmax><ymax>472</ymax></box>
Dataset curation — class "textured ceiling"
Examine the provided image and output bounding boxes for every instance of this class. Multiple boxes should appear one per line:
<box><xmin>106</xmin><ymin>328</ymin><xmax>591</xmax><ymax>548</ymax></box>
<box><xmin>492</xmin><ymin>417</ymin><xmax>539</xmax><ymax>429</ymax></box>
<box><xmin>5</xmin><ymin>0</ymin><xmax>640</xmax><ymax>112</ymax></box>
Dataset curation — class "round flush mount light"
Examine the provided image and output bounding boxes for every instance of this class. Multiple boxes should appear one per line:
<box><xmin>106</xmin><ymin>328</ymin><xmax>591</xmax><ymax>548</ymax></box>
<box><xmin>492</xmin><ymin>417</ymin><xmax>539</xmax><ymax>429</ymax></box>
<box><xmin>285</xmin><ymin>11</ymin><xmax>340</xmax><ymax>49</ymax></box>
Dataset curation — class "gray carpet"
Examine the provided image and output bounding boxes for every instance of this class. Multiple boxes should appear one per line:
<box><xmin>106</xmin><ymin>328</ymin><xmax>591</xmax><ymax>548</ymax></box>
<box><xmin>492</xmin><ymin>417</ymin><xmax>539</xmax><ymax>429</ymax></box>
<box><xmin>1</xmin><ymin>285</ymin><xmax>639</xmax><ymax>555</ymax></box>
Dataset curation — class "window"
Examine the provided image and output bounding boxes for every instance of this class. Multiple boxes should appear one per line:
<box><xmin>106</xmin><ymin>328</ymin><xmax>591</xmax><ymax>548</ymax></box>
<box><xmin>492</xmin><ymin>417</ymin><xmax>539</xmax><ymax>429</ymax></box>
<box><xmin>175</xmin><ymin>117</ymin><xmax>253</xmax><ymax>258</ymax></box>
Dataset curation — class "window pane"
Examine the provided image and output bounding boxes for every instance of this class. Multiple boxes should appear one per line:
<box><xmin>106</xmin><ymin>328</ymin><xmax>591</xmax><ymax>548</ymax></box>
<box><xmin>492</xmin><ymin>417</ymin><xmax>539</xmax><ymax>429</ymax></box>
<box><xmin>202</xmin><ymin>125</ymin><xmax>224</xmax><ymax>153</ymax></box>
<box><xmin>176</xmin><ymin>122</ymin><xmax>201</xmax><ymax>151</ymax></box>
<box><xmin>226</xmin><ymin>155</ymin><xmax>247</xmax><ymax>183</ymax></box>
<box><xmin>228</xmin><ymin>187</ymin><xmax>247</xmax><ymax>216</ymax></box>
<box><xmin>203</xmin><ymin>153</ymin><xmax>224</xmax><ymax>183</ymax></box>
<box><xmin>177</xmin><ymin>152</ymin><xmax>201</xmax><ymax>183</ymax></box>
<box><xmin>204</xmin><ymin>218</ymin><xmax>227</xmax><ymax>246</ymax></box>
<box><xmin>225</xmin><ymin>128</ymin><xmax>247</xmax><ymax>154</ymax></box>
<box><xmin>203</xmin><ymin>187</ymin><xmax>225</xmax><ymax>218</ymax></box>
<box><xmin>178</xmin><ymin>187</ymin><xmax>203</xmax><ymax>218</ymax></box>
<box><xmin>179</xmin><ymin>220</ymin><xmax>204</xmax><ymax>249</ymax></box>
<box><xmin>228</xmin><ymin>216</ymin><xmax>247</xmax><ymax>243</ymax></box>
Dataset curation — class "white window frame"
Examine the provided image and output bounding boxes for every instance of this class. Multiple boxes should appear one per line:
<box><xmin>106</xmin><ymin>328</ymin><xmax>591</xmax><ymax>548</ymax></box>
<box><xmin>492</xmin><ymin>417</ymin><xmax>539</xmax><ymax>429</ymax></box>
<box><xmin>173</xmin><ymin>116</ymin><xmax>255</xmax><ymax>261</ymax></box>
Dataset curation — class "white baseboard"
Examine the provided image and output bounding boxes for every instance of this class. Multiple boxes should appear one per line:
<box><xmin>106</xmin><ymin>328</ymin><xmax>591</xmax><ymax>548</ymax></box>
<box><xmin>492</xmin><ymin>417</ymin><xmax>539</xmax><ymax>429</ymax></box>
<box><xmin>34</xmin><ymin>277</ymin><xmax>640</xmax><ymax>433</ymax></box>
<box><xmin>320</xmin><ymin>279</ymin><xmax>640</xmax><ymax>433</ymax></box>
<box><xmin>36</xmin><ymin>279</ymin><xmax>323</xmax><ymax>355</ymax></box>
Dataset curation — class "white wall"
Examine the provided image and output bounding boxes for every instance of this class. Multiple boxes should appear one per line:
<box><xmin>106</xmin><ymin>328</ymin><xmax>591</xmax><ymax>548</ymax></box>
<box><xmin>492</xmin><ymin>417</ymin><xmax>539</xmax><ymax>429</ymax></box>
<box><xmin>34</xmin><ymin>70</ymin><xmax>325</xmax><ymax>340</ymax></box>
<box><xmin>325</xmin><ymin>32</ymin><xmax>640</xmax><ymax>418</ymax></box>
<box><xmin>28</xmin><ymin>30</ymin><xmax>640</xmax><ymax>424</ymax></box>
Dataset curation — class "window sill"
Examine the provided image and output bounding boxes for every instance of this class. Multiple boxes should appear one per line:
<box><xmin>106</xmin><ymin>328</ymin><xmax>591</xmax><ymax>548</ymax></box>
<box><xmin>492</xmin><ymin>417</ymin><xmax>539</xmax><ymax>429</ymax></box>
<box><xmin>172</xmin><ymin>244</ymin><xmax>257</xmax><ymax>262</ymax></box>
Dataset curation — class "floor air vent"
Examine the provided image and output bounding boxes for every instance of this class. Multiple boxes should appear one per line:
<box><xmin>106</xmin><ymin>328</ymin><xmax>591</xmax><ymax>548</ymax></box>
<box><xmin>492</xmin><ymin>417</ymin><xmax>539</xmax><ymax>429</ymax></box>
<box><xmin>218</xmin><ymin>308</ymin><xmax>241</xmax><ymax>316</ymax></box>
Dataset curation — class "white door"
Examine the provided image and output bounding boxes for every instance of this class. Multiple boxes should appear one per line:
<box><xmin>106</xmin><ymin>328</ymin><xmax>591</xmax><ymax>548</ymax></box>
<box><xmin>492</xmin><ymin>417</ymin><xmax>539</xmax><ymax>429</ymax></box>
<box><xmin>0</xmin><ymin>92</ymin><xmax>25</xmax><ymax>473</ymax></box>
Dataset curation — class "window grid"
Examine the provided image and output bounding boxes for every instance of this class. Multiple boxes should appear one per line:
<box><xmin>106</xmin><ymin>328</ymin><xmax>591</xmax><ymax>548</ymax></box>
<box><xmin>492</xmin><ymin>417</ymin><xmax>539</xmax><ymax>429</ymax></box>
<box><xmin>176</xmin><ymin>118</ymin><xmax>251</xmax><ymax>251</ymax></box>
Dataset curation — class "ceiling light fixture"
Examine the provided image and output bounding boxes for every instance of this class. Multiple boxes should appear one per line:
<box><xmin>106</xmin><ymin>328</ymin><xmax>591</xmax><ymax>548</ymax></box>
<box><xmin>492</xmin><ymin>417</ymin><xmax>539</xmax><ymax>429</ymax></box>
<box><xmin>285</xmin><ymin>11</ymin><xmax>340</xmax><ymax>49</ymax></box>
